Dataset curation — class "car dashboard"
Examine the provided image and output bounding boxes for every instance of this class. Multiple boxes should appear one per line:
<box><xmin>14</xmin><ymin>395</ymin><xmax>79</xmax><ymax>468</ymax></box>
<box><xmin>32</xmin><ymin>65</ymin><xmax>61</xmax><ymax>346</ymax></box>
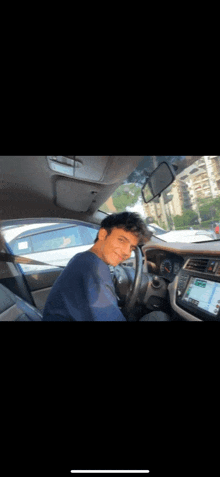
<box><xmin>141</xmin><ymin>238</ymin><xmax>220</xmax><ymax>321</ymax></box>
<box><xmin>144</xmin><ymin>249</ymin><xmax>184</xmax><ymax>282</ymax></box>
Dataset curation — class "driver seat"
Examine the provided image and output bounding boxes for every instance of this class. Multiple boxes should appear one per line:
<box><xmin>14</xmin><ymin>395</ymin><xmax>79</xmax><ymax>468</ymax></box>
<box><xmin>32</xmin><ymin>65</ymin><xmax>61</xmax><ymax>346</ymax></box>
<box><xmin>0</xmin><ymin>284</ymin><xmax>43</xmax><ymax>321</ymax></box>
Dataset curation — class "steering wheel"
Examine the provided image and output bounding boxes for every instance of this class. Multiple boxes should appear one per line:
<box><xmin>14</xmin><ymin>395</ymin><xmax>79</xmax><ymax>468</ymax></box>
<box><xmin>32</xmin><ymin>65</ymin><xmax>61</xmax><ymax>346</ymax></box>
<box><xmin>113</xmin><ymin>246</ymin><xmax>143</xmax><ymax>321</ymax></box>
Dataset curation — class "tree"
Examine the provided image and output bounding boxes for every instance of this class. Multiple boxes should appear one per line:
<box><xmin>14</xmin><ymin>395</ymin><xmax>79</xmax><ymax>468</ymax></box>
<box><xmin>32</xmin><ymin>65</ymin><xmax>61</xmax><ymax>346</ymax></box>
<box><xmin>197</xmin><ymin>196</ymin><xmax>220</xmax><ymax>221</ymax></box>
<box><xmin>173</xmin><ymin>209</ymin><xmax>198</xmax><ymax>228</ymax></box>
<box><xmin>198</xmin><ymin>203</ymin><xmax>217</xmax><ymax>221</ymax></box>
<box><xmin>111</xmin><ymin>183</ymin><xmax>141</xmax><ymax>213</ymax></box>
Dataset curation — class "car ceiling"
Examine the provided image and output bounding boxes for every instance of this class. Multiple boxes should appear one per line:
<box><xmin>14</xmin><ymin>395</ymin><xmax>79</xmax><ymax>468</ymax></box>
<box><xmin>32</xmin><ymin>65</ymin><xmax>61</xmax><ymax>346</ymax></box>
<box><xmin>0</xmin><ymin>156</ymin><xmax>144</xmax><ymax>225</ymax></box>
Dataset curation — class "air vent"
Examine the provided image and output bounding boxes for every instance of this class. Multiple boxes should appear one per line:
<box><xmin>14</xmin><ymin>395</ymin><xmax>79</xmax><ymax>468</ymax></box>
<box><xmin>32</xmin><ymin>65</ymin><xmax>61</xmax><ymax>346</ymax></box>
<box><xmin>185</xmin><ymin>258</ymin><xmax>209</xmax><ymax>272</ymax></box>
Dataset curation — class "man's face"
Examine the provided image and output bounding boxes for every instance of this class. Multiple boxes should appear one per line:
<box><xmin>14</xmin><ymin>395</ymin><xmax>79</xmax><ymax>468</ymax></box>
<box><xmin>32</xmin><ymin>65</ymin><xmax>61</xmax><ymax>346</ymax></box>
<box><xmin>98</xmin><ymin>227</ymin><xmax>139</xmax><ymax>266</ymax></box>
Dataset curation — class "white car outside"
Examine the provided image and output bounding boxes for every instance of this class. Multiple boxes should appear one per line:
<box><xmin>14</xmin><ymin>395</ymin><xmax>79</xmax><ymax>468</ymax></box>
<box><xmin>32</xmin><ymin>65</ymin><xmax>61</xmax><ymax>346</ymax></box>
<box><xmin>147</xmin><ymin>223</ymin><xmax>167</xmax><ymax>235</ymax></box>
<box><xmin>2</xmin><ymin>222</ymin><xmax>98</xmax><ymax>272</ymax></box>
<box><xmin>157</xmin><ymin>229</ymin><xmax>216</xmax><ymax>243</ymax></box>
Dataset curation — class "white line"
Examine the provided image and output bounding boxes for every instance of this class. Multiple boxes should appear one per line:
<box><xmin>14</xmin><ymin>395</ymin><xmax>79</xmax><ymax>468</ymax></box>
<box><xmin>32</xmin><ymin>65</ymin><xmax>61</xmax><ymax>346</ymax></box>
<box><xmin>70</xmin><ymin>470</ymin><xmax>150</xmax><ymax>474</ymax></box>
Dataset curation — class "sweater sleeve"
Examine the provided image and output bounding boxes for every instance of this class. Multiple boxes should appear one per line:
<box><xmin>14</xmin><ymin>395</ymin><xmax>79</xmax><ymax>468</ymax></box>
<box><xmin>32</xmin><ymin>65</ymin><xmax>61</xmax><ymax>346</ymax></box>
<box><xmin>80</xmin><ymin>258</ymin><xmax>127</xmax><ymax>321</ymax></box>
<box><xmin>43</xmin><ymin>252</ymin><xmax>127</xmax><ymax>321</ymax></box>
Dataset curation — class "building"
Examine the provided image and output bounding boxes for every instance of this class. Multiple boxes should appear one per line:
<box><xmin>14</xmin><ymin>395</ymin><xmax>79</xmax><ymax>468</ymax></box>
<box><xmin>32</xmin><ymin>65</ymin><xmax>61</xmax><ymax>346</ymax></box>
<box><xmin>143</xmin><ymin>156</ymin><xmax>220</xmax><ymax>227</ymax></box>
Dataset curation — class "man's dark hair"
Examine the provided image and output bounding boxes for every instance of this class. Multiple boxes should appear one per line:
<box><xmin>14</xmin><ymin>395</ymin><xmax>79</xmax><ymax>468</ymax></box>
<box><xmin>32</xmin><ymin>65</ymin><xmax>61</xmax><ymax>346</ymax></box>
<box><xmin>94</xmin><ymin>212</ymin><xmax>152</xmax><ymax>244</ymax></box>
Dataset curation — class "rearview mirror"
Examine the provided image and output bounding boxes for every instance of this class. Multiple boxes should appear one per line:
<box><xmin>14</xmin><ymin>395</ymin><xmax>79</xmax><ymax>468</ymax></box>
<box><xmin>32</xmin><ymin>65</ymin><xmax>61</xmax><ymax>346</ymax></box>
<box><xmin>141</xmin><ymin>161</ymin><xmax>176</xmax><ymax>204</ymax></box>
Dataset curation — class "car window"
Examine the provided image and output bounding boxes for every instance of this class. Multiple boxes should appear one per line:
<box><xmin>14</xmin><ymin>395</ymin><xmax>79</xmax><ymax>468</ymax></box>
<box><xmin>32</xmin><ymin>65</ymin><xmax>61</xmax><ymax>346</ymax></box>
<box><xmin>86</xmin><ymin>227</ymin><xmax>98</xmax><ymax>242</ymax></box>
<box><xmin>2</xmin><ymin>220</ymin><xmax>99</xmax><ymax>273</ymax></box>
<box><xmin>12</xmin><ymin>237</ymin><xmax>32</xmax><ymax>255</ymax></box>
<box><xmin>99</xmin><ymin>156</ymin><xmax>220</xmax><ymax>243</ymax></box>
<box><xmin>30</xmin><ymin>227</ymin><xmax>84</xmax><ymax>253</ymax></box>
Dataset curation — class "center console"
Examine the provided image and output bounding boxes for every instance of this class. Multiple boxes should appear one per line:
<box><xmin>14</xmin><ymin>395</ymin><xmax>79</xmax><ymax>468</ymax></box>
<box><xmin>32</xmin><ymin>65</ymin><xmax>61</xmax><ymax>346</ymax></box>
<box><xmin>176</xmin><ymin>270</ymin><xmax>220</xmax><ymax>320</ymax></box>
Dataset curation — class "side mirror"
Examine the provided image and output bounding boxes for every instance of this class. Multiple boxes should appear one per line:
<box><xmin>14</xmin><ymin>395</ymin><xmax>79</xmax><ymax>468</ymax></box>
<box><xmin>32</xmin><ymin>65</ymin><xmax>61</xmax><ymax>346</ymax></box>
<box><xmin>141</xmin><ymin>161</ymin><xmax>176</xmax><ymax>204</ymax></box>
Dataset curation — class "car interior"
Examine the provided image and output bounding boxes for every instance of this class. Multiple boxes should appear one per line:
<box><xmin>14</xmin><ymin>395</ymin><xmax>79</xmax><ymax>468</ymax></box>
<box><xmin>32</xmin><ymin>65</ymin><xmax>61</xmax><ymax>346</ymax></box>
<box><xmin>0</xmin><ymin>155</ymin><xmax>220</xmax><ymax>321</ymax></box>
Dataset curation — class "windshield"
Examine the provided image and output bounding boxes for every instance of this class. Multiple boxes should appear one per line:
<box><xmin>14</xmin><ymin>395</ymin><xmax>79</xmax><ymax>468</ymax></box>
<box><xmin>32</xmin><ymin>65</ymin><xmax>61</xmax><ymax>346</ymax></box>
<box><xmin>100</xmin><ymin>156</ymin><xmax>220</xmax><ymax>243</ymax></box>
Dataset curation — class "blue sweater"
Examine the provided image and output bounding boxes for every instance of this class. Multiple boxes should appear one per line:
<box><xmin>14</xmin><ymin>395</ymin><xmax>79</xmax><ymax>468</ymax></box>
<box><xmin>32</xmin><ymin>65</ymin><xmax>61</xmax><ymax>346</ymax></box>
<box><xmin>43</xmin><ymin>251</ymin><xmax>126</xmax><ymax>321</ymax></box>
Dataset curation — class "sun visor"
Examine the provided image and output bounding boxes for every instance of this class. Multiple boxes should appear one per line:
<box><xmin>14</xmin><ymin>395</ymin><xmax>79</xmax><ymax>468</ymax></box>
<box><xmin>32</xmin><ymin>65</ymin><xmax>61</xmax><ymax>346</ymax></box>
<box><xmin>47</xmin><ymin>156</ymin><xmax>144</xmax><ymax>184</ymax></box>
<box><xmin>55</xmin><ymin>179</ymin><xmax>100</xmax><ymax>212</ymax></box>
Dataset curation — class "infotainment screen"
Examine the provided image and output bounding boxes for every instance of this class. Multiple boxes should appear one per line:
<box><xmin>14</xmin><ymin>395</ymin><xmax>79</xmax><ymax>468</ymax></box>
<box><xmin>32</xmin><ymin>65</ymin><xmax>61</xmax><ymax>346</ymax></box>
<box><xmin>182</xmin><ymin>277</ymin><xmax>220</xmax><ymax>316</ymax></box>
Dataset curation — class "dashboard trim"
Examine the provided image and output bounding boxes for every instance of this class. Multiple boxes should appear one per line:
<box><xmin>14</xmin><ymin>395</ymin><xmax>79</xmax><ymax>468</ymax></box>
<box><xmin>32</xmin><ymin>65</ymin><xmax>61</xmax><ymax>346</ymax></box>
<box><xmin>143</xmin><ymin>240</ymin><xmax>220</xmax><ymax>257</ymax></box>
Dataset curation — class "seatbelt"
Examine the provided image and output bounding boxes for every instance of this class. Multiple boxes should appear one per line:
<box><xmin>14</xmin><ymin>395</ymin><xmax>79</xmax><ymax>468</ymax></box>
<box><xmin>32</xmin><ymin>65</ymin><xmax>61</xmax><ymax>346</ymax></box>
<box><xmin>0</xmin><ymin>252</ymin><xmax>65</xmax><ymax>269</ymax></box>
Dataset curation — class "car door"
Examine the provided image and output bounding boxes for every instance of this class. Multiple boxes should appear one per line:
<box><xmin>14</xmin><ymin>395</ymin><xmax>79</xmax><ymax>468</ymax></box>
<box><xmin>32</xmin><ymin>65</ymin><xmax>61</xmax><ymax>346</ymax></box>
<box><xmin>2</xmin><ymin>220</ymin><xmax>99</xmax><ymax>313</ymax></box>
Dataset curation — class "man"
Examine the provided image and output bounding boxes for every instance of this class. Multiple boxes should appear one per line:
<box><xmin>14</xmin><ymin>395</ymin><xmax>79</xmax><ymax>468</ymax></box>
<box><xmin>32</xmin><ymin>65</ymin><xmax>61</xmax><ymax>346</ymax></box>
<box><xmin>43</xmin><ymin>212</ymin><xmax>152</xmax><ymax>321</ymax></box>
